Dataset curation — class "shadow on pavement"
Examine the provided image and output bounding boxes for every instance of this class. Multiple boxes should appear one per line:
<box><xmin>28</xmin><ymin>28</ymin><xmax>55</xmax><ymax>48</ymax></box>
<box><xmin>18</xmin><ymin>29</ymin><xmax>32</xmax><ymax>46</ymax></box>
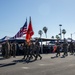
<box><xmin>0</xmin><ymin>62</ymin><xmax>16</xmax><ymax>68</ymax></box>
<box><xmin>60</xmin><ymin>56</ymin><xmax>65</xmax><ymax>58</ymax></box>
<box><xmin>13</xmin><ymin>59</ymin><xmax>25</xmax><ymax>63</ymax></box>
<box><xmin>0</xmin><ymin>58</ymin><xmax>37</xmax><ymax>68</ymax></box>
<box><xmin>12</xmin><ymin>59</ymin><xmax>36</xmax><ymax>64</ymax></box>
<box><xmin>51</xmin><ymin>56</ymin><xmax>58</xmax><ymax>59</ymax></box>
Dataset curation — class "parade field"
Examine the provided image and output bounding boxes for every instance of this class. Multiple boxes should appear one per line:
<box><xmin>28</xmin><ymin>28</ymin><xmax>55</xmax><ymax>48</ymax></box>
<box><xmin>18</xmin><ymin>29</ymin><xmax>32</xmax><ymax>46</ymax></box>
<box><xmin>0</xmin><ymin>53</ymin><xmax>75</xmax><ymax>75</ymax></box>
<box><xmin>0</xmin><ymin>0</ymin><xmax>75</xmax><ymax>75</ymax></box>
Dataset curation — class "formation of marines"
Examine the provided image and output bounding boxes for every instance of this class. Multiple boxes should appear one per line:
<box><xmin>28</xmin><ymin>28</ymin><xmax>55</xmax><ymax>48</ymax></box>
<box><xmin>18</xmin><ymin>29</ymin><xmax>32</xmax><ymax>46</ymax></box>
<box><xmin>1</xmin><ymin>39</ymin><xmax>42</xmax><ymax>61</ymax></box>
<box><xmin>1</xmin><ymin>40</ymin><xmax>17</xmax><ymax>58</ymax></box>
<box><xmin>53</xmin><ymin>38</ymin><xmax>75</xmax><ymax>58</ymax></box>
<box><xmin>22</xmin><ymin>39</ymin><xmax>42</xmax><ymax>61</ymax></box>
<box><xmin>1</xmin><ymin>38</ymin><xmax>75</xmax><ymax>61</ymax></box>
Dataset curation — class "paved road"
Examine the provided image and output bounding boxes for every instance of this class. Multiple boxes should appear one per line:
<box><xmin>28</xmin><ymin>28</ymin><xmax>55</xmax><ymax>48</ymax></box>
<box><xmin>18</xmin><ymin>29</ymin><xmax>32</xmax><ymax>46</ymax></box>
<box><xmin>0</xmin><ymin>53</ymin><xmax>75</xmax><ymax>75</ymax></box>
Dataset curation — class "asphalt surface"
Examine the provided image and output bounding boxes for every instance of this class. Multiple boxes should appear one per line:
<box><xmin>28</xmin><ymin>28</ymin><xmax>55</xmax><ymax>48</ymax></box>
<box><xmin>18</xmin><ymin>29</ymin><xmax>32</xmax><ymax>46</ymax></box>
<box><xmin>0</xmin><ymin>53</ymin><xmax>75</xmax><ymax>75</ymax></box>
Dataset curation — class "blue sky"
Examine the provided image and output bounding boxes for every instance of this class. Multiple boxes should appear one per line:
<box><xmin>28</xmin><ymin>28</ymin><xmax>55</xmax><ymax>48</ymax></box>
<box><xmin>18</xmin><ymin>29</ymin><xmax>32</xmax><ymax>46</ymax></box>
<box><xmin>0</xmin><ymin>0</ymin><xmax>75</xmax><ymax>39</ymax></box>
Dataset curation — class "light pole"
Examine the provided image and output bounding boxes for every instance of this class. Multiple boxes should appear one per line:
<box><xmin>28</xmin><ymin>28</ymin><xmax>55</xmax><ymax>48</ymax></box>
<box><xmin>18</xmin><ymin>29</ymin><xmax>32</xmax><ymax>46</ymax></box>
<box><xmin>71</xmin><ymin>32</ymin><xmax>75</xmax><ymax>40</ymax></box>
<box><xmin>71</xmin><ymin>33</ymin><xmax>72</xmax><ymax>40</ymax></box>
<box><xmin>38</xmin><ymin>30</ymin><xmax>43</xmax><ymax>53</ymax></box>
<box><xmin>59</xmin><ymin>24</ymin><xmax>62</xmax><ymax>40</ymax></box>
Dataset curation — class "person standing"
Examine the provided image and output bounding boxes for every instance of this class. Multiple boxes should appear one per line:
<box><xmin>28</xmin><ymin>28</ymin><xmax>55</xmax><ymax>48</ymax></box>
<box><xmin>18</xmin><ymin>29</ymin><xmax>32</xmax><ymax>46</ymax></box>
<box><xmin>12</xmin><ymin>42</ymin><xmax>17</xmax><ymax>58</ymax></box>
<box><xmin>35</xmin><ymin>39</ymin><xmax>42</xmax><ymax>60</ymax></box>
<box><xmin>5</xmin><ymin>40</ymin><xmax>11</xmax><ymax>58</ymax></box>
<box><xmin>29</xmin><ymin>42</ymin><xmax>36</xmax><ymax>60</ymax></box>
<box><xmin>69</xmin><ymin>41</ymin><xmax>74</xmax><ymax>55</ymax></box>
<box><xmin>1</xmin><ymin>42</ymin><xmax>5</xmax><ymax>57</ymax></box>
<box><xmin>22</xmin><ymin>42</ymin><xmax>27</xmax><ymax>60</ymax></box>
<box><xmin>62</xmin><ymin>39</ymin><xmax>68</xmax><ymax>57</ymax></box>
<box><xmin>56</xmin><ymin>40</ymin><xmax>61</xmax><ymax>57</ymax></box>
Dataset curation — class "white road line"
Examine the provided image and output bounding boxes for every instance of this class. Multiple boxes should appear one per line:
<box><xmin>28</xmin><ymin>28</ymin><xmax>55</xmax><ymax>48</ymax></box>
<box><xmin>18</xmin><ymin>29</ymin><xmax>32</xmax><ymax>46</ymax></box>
<box><xmin>39</xmin><ymin>63</ymin><xmax>54</xmax><ymax>66</ymax></box>
<box><xmin>68</xmin><ymin>64</ymin><xmax>75</xmax><ymax>67</ymax></box>
<box><xmin>21</xmin><ymin>67</ymin><xmax>29</xmax><ymax>69</ymax></box>
<box><xmin>39</xmin><ymin>64</ymin><xmax>45</xmax><ymax>66</ymax></box>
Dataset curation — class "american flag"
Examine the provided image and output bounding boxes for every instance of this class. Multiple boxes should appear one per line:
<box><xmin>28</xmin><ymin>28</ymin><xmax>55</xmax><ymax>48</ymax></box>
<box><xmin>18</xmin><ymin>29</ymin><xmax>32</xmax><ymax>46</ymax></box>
<box><xmin>13</xmin><ymin>19</ymin><xmax>27</xmax><ymax>38</ymax></box>
<box><xmin>14</xmin><ymin>31</ymin><xmax>21</xmax><ymax>38</ymax></box>
<box><xmin>20</xmin><ymin>19</ymin><xmax>27</xmax><ymax>36</ymax></box>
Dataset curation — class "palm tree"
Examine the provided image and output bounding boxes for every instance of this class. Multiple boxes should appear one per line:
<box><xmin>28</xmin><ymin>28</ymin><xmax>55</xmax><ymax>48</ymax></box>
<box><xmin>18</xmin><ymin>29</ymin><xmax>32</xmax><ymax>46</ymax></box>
<box><xmin>56</xmin><ymin>35</ymin><xmax>60</xmax><ymax>40</ymax></box>
<box><xmin>43</xmin><ymin>26</ymin><xmax>48</xmax><ymax>38</ymax></box>
<box><xmin>38</xmin><ymin>30</ymin><xmax>43</xmax><ymax>38</ymax></box>
<box><xmin>51</xmin><ymin>36</ymin><xmax>54</xmax><ymax>39</ymax></box>
<box><xmin>62</xmin><ymin>29</ymin><xmax>66</xmax><ymax>39</ymax></box>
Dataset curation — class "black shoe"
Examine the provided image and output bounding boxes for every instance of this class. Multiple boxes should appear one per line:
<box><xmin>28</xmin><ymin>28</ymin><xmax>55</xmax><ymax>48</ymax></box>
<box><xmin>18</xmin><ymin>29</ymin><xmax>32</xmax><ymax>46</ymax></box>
<box><xmin>40</xmin><ymin>57</ymin><xmax>42</xmax><ymax>60</ymax></box>
<box><xmin>34</xmin><ymin>58</ymin><xmax>37</xmax><ymax>60</ymax></box>
<box><xmin>56</xmin><ymin>55</ymin><xmax>58</xmax><ymax>57</ymax></box>
<box><xmin>62</xmin><ymin>55</ymin><xmax>65</xmax><ymax>58</ymax></box>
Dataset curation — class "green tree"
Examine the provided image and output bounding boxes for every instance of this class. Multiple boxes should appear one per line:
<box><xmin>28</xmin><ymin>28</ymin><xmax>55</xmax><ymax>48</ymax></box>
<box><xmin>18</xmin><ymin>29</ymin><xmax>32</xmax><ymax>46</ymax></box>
<box><xmin>43</xmin><ymin>26</ymin><xmax>48</xmax><ymax>38</ymax></box>
<box><xmin>56</xmin><ymin>35</ymin><xmax>60</xmax><ymax>39</ymax></box>
<box><xmin>51</xmin><ymin>36</ymin><xmax>54</xmax><ymax>39</ymax></box>
<box><xmin>62</xmin><ymin>29</ymin><xmax>66</xmax><ymax>39</ymax></box>
<box><xmin>38</xmin><ymin>30</ymin><xmax>43</xmax><ymax>38</ymax></box>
